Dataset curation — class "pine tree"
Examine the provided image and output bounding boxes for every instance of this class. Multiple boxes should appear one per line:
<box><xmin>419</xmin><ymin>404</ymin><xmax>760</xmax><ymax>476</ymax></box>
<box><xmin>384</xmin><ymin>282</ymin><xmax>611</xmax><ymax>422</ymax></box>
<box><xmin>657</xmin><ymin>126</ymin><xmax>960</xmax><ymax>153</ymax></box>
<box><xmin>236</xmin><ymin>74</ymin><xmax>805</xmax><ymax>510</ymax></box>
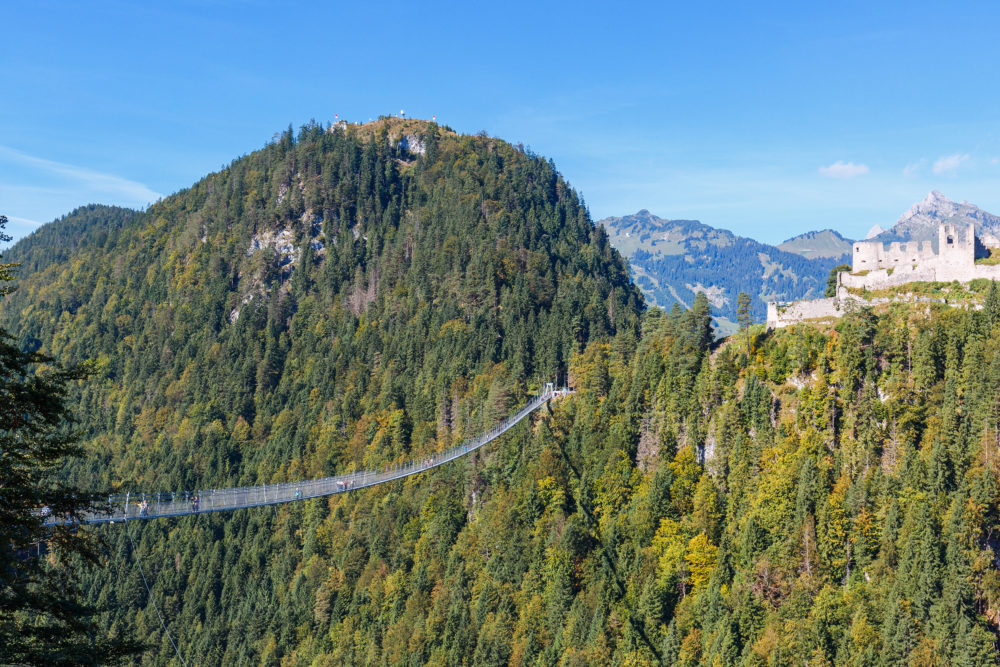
<box><xmin>0</xmin><ymin>214</ymin><xmax>140</xmax><ymax>664</ymax></box>
<box><xmin>737</xmin><ymin>291</ymin><xmax>753</xmax><ymax>355</ymax></box>
<box><xmin>983</xmin><ymin>279</ymin><xmax>1000</xmax><ymax>332</ymax></box>
<box><xmin>825</xmin><ymin>263</ymin><xmax>850</xmax><ymax>297</ymax></box>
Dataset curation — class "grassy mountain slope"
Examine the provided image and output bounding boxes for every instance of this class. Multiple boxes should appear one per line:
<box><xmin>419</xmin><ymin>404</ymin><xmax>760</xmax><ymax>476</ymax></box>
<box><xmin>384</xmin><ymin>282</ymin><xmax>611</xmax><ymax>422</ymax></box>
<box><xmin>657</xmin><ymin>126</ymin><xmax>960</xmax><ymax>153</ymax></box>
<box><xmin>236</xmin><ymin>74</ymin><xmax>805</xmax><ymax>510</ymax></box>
<box><xmin>599</xmin><ymin>210</ymin><xmax>849</xmax><ymax>333</ymax></box>
<box><xmin>777</xmin><ymin>228</ymin><xmax>854</xmax><ymax>258</ymax></box>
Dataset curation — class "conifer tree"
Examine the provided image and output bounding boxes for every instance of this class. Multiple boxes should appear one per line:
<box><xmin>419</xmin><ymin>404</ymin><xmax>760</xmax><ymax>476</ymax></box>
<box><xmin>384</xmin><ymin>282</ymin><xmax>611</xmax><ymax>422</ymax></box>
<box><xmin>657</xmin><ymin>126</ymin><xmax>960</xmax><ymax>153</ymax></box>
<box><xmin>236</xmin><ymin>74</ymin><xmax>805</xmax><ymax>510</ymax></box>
<box><xmin>0</xmin><ymin>214</ymin><xmax>140</xmax><ymax>665</ymax></box>
<box><xmin>737</xmin><ymin>291</ymin><xmax>753</xmax><ymax>355</ymax></box>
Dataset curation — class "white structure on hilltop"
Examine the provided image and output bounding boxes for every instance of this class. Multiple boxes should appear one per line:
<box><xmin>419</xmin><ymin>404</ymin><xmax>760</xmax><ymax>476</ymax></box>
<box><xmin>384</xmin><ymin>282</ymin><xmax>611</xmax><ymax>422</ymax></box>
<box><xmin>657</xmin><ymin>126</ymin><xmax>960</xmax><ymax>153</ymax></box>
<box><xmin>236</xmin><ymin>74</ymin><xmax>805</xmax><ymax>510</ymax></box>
<box><xmin>766</xmin><ymin>222</ymin><xmax>1000</xmax><ymax>328</ymax></box>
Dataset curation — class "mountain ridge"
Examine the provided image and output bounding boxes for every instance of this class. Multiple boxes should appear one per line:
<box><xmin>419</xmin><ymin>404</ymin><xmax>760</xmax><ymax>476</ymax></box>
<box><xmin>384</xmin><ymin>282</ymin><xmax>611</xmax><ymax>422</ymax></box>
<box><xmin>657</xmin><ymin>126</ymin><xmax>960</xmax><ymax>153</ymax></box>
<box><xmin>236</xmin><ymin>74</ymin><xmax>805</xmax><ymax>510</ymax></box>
<box><xmin>777</xmin><ymin>228</ymin><xmax>854</xmax><ymax>258</ymax></box>
<box><xmin>870</xmin><ymin>190</ymin><xmax>1000</xmax><ymax>244</ymax></box>
<box><xmin>598</xmin><ymin>210</ymin><xmax>849</xmax><ymax>331</ymax></box>
<box><xmin>1</xmin><ymin>118</ymin><xmax>649</xmax><ymax>663</ymax></box>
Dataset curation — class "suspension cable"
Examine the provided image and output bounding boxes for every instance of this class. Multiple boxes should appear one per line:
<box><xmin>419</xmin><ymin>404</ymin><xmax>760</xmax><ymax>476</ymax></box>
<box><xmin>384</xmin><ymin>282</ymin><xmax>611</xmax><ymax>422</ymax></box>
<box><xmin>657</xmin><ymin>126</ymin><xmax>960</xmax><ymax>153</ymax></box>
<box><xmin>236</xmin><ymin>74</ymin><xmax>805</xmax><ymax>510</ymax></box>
<box><xmin>125</xmin><ymin>519</ymin><xmax>188</xmax><ymax>667</ymax></box>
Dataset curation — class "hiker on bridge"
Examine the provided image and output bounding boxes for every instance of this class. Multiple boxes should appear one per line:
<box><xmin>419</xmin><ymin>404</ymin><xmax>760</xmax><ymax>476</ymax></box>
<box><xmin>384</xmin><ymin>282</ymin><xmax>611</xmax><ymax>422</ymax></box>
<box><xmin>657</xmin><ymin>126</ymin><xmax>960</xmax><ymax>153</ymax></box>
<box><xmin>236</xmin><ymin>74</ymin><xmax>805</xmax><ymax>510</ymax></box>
<box><xmin>191</xmin><ymin>495</ymin><xmax>199</xmax><ymax>512</ymax></box>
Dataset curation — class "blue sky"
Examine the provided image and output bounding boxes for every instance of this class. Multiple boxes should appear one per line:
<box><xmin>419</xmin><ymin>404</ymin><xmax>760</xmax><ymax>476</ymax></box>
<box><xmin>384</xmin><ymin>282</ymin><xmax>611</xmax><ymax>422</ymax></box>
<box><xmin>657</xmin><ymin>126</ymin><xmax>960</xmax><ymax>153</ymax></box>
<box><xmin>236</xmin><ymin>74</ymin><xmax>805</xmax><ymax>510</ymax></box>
<box><xmin>3</xmin><ymin>0</ymin><xmax>1000</xmax><ymax>245</ymax></box>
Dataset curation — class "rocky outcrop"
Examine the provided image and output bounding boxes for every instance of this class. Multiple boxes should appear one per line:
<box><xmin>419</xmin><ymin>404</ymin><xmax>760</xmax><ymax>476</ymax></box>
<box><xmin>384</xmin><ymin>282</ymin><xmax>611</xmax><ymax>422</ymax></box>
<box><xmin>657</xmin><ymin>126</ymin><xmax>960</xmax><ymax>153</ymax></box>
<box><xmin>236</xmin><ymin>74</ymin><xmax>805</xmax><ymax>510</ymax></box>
<box><xmin>873</xmin><ymin>191</ymin><xmax>1000</xmax><ymax>243</ymax></box>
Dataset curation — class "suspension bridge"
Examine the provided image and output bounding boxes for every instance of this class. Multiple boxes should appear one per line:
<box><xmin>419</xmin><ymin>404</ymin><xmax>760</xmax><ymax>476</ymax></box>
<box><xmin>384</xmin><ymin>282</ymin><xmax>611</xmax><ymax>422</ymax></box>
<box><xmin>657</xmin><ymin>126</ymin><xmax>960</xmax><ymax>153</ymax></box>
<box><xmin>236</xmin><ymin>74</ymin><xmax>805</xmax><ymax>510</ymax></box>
<box><xmin>50</xmin><ymin>383</ymin><xmax>570</xmax><ymax>526</ymax></box>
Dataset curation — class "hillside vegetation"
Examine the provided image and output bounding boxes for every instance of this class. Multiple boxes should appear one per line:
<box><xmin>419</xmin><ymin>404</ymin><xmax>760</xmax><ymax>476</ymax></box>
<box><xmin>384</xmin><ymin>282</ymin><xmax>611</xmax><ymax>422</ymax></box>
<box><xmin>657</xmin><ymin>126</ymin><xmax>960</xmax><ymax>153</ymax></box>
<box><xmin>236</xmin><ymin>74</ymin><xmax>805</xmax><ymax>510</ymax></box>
<box><xmin>4</xmin><ymin>121</ymin><xmax>1000</xmax><ymax>665</ymax></box>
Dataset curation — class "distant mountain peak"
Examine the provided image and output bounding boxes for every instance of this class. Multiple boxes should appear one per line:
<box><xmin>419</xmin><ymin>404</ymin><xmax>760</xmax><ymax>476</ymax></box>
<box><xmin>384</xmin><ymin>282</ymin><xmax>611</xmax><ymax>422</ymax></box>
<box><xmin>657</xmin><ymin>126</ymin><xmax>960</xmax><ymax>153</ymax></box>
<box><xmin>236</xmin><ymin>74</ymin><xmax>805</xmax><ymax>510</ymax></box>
<box><xmin>920</xmin><ymin>189</ymin><xmax>948</xmax><ymax>206</ymax></box>
<box><xmin>896</xmin><ymin>190</ymin><xmax>960</xmax><ymax>225</ymax></box>
<box><xmin>869</xmin><ymin>191</ymin><xmax>1000</xmax><ymax>244</ymax></box>
<box><xmin>865</xmin><ymin>225</ymin><xmax>885</xmax><ymax>239</ymax></box>
<box><xmin>598</xmin><ymin>210</ymin><xmax>852</xmax><ymax>333</ymax></box>
<box><xmin>778</xmin><ymin>228</ymin><xmax>847</xmax><ymax>243</ymax></box>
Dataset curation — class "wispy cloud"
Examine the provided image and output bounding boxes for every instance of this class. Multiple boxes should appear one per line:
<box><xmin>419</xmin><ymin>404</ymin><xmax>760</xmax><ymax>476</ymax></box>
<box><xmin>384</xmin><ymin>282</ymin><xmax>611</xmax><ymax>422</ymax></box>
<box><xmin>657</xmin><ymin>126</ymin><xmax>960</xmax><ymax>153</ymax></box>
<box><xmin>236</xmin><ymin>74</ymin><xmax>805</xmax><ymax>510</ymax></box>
<box><xmin>1</xmin><ymin>215</ymin><xmax>45</xmax><ymax>247</ymax></box>
<box><xmin>7</xmin><ymin>215</ymin><xmax>42</xmax><ymax>227</ymax></box>
<box><xmin>933</xmin><ymin>153</ymin><xmax>969</xmax><ymax>175</ymax></box>
<box><xmin>903</xmin><ymin>159</ymin><xmax>926</xmax><ymax>178</ymax></box>
<box><xmin>819</xmin><ymin>161</ymin><xmax>869</xmax><ymax>179</ymax></box>
<box><xmin>0</xmin><ymin>145</ymin><xmax>162</xmax><ymax>203</ymax></box>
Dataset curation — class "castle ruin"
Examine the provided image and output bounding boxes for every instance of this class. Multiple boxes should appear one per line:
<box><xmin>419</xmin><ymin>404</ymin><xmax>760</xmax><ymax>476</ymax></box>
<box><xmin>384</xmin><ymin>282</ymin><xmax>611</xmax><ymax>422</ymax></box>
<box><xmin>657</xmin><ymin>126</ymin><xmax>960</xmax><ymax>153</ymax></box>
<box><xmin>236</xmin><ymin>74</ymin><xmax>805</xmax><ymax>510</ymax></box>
<box><xmin>766</xmin><ymin>222</ymin><xmax>1000</xmax><ymax>328</ymax></box>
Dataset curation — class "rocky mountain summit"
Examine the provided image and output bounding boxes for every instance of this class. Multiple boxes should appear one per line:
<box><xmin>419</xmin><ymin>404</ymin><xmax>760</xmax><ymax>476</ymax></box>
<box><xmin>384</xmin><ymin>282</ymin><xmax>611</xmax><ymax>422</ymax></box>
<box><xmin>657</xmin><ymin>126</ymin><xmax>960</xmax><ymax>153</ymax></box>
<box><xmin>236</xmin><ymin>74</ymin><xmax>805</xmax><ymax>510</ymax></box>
<box><xmin>869</xmin><ymin>190</ymin><xmax>1000</xmax><ymax>244</ymax></box>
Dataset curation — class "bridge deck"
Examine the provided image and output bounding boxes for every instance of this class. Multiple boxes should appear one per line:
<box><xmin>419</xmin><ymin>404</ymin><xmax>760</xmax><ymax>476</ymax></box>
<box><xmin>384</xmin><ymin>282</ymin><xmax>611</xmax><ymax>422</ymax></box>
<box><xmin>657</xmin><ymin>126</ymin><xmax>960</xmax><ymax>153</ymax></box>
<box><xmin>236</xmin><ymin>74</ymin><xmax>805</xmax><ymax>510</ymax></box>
<box><xmin>54</xmin><ymin>385</ymin><xmax>567</xmax><ymax>525</ymax></box>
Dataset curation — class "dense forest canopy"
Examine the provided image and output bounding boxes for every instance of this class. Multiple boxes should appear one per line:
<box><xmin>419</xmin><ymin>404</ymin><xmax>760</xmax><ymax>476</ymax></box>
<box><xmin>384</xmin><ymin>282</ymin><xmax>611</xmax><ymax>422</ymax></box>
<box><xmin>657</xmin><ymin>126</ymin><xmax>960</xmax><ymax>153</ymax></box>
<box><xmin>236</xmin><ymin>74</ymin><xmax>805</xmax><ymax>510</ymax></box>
<box><xmin>4</xmin><ymin>119</ymin><xmax>1000</xmax><ymax>664</ymax></box>
<box><xmin>2</xmin><ymin>119</ymin><xmax>641</xmax><ymax>491</ymax></box>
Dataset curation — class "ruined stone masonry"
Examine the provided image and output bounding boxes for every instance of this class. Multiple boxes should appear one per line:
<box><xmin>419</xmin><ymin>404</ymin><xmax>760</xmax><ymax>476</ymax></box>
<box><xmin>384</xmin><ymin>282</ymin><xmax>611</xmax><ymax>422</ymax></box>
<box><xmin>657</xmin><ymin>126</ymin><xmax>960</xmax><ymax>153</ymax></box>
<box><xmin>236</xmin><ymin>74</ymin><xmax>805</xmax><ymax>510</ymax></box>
<box><xmin>767</xmin><ymin>222</ymin><xmax>1000</xmax><ymax>328</ymax></box>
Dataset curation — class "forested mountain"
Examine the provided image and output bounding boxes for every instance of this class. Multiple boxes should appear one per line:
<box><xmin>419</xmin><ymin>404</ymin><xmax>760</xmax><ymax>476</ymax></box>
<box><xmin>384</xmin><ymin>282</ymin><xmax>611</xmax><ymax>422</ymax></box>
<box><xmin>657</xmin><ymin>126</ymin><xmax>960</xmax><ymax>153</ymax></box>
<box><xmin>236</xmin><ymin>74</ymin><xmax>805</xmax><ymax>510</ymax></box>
<box><xmin>6</xmin><ymin>120</ymin><xmax>1000</xmax><ymax>665</ymax></box>
<box><xmin>0</xmin><ymin>118</ymin><xmax>643</xmax><ymax>664</ymax></box>
<box><xmin>598</xmin><ymin>210</ymin><xmax>849</xmax><ymax>333</ymax></box>
<box><xmin>3</xmin><ymin>204</ymin><xmax>139</xmax><ymax>274</ymax></box>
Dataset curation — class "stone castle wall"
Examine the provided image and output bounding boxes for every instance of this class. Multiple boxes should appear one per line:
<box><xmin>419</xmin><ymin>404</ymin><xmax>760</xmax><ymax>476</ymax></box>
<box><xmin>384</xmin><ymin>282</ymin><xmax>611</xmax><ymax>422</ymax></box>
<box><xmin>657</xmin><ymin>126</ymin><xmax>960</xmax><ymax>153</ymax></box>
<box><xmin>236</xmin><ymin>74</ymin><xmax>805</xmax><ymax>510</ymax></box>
<box><xmin>844</xmin><ymin>222</ymin><xmax>995</xmax><ymax>291</ymax></box>
<box><xmin>839</xmin><ymin>265</ymin><xmax>937</xmax><ymax>291</ymax></box>
<box><xmin>852</xmin><ymin>239</ymin><xmax>935</xmax><ymax>272</ymax></box>
<box><xmin>767</xmin><ymin>297</ymin><xmax>851</xmax><ymax>329</ymax></box>
<box><xmin>767</xmin><ymin>222</ymin><xmax>1000</xmax><ymax>328</ymax></box>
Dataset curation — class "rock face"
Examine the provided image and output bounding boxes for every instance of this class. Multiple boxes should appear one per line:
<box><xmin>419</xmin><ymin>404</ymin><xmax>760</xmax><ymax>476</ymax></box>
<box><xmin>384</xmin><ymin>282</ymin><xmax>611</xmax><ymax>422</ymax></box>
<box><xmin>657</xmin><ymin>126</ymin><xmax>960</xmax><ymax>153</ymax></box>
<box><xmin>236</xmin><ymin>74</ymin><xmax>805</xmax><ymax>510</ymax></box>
<box><xmin>865</xmin><ymin>224</ymin><xmax>885</xmax><ymax>240</ymax></box>
<box><xmin>398</xmin><ymin>134</ymin><xmax>426</xmax><ymax>156</ymax></box>
<box><xmin>873</xmin><ymin>191</ymin><xmax>1000</xmax><ymax>244</ymax></box>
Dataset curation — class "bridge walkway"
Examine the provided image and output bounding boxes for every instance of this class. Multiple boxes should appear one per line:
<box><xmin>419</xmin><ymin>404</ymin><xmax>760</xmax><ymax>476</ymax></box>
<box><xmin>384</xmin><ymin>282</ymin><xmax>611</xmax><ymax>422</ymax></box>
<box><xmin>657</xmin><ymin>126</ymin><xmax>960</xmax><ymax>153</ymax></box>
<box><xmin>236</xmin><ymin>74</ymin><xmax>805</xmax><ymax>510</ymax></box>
<box><xmin>58</xmin><ymin>384</ymin><xmax>568</xmax><ymax>525</ymax></box>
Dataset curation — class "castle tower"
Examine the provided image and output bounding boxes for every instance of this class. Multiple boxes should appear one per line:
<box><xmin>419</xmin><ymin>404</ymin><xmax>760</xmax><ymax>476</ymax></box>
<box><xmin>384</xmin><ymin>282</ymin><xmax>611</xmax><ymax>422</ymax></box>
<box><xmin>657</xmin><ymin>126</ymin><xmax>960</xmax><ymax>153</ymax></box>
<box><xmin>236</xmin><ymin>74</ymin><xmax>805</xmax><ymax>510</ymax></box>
<box><xmin>937</xmin><ymin>222</ymin><xmax>975</xmax><ymax>273</ymax></box>
<box><xmin>852</xmin><ymin>240</ymin><xmax>883</xmax><ymax>271</ymax></box>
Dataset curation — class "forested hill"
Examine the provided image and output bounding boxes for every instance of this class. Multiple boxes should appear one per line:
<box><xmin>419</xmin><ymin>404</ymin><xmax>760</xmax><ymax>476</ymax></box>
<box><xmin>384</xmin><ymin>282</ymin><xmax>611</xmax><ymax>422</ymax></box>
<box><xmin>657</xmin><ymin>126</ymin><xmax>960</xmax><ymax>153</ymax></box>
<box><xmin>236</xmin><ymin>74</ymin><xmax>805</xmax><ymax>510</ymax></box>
<box><xmin>7</xmin><ymin>204</ymin><xmax>139</xmax><ymax>274</ymax></box>
<box><xmin>0</xmin><ymin>119</ymin><xmax>645</xmax><ymax>663</ymax></box>
<box><xmin>599</xmin><ymin>210</ymin><xmax>850</xmax><ymax>333</ymax></box>
<box><xmin>8</xmin><ymin>120</ymin><xmax>1000</xmax><ymax>664</ymax></box>
<box><xmin>4</xmin><ymin>117</ymin><xmax>643</xmax><ymax>489</ymax></box>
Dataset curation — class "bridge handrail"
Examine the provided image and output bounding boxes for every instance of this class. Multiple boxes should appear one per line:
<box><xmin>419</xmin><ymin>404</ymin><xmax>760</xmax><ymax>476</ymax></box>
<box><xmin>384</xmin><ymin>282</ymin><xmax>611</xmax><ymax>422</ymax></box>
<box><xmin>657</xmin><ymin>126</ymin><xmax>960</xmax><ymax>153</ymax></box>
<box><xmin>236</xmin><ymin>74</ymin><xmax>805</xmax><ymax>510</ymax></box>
<box><xmin>56</xmin><ymin>385</ymin><xmax>569</xmax><ymax>525</ymax></box>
